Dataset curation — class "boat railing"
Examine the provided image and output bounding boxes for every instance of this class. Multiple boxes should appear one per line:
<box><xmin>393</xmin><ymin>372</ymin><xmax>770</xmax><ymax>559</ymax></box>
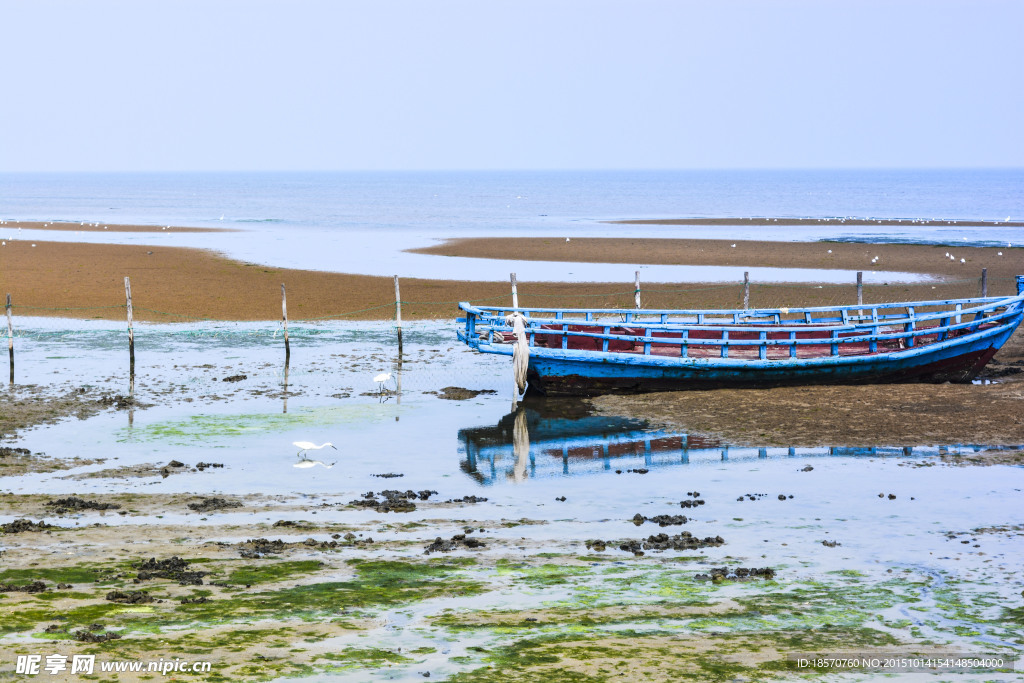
<box><xmin>461</xmin><ymin>292</ymin><xmax>1022</xmax><ymax>326</ymax></box>
<box><xmin>458</xmin><ymin>292</ymin><xmax>1024</xmax><ymax>359</ymax></box>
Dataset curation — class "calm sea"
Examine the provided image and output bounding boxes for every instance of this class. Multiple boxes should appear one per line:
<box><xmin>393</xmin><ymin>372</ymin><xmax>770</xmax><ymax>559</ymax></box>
<box><xmin>2</xmin><ymin>169</ymin><xmax>1021</xmax><ymax>282</ymax></box>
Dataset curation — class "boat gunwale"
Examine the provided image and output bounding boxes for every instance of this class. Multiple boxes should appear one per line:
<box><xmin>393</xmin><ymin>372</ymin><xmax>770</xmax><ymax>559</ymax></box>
<box><xmin>459</xmin><ymin>292</ymin><xmax>1024</xmax><ymax>332</ymax></box>
<box><xmin>459</xmin><ymin>318</ymin><xmax>1017</xmax><ymax>370</ymax></box>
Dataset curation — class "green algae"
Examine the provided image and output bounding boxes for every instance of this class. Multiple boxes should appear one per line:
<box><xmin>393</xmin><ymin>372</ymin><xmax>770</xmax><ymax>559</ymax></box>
<box><xmin>445</xmin><ymin>626</ymin><xmax>901</xmax><ymax>683</ymax></box>
<box><xmin>312</xmin><ymin>647</ymin><xmax>411</xmax><ymax>667</ymax></box>
<box><xmin>117</xmin><ymin>404</ymin><xmax>395</xmax><ymax>445</ymax></box>
<box><xmin>0</xmin><ymin>564</ymin><xmax>120</xmax><ymax>585</ymax></box>
<box><xmin>227</xmin><ymin>560</ymin><xmax>324</xmax><ymax>585</ymax></box>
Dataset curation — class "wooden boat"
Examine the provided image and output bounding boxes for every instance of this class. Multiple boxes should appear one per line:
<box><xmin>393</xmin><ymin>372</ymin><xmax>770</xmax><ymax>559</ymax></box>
<box><xmin>457</xmin><ymin>276</ymin><xmax>1024</xmax><ymax>396</ymax></box>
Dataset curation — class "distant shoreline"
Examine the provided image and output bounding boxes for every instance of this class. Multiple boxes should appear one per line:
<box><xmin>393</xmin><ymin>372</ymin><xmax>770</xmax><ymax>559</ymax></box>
<box><xmin>607</xmin><ymin>217</ymin><xmax>1023</xmax><ymax>228</ymax></box>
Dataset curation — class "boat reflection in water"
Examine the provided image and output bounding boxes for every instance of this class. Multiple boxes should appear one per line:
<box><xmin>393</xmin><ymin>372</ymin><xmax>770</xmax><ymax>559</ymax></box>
<box><xmin>457</xmin><ymin>401</ymin><xmax>1021</xmax><ymax>485</ymax></box>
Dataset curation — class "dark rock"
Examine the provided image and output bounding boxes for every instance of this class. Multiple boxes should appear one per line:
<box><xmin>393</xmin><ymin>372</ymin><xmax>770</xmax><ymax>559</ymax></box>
<box><xmin>222</xmin><ymin>374</ymin><xmax>248</xmax><ymax>382</ymax></box>
<box><xmin>238</xmin><ymin>538</ymin><xmax>287</xmax><ymax>558</ymax></box>
<box><xmin>696</xmin><ymin>566</ymin><xmax>775</xmax><ymax>581</ymax></box>
<box><xmin>424</xmin><ymin>533</ymin><xmax>487</xmax><ymax>554</ymax></box>
<box><xmin>446</xmin><ymin>495</ymin><xmax>489</xmax><ymax>504</ymax></box>
<box><xmin>74</xmin><ymin>629</ymin><xmax>121</xmax><ymax>642</ymax></box>
<box><xmin>436</xmin><ymin>386</ymin><xmax>497</xmax><ymax>400</ymax></box>
<box><xmin>106</xmin><ymin>590</ymin><xmax>154</xmax><ymax>604</ymax></box>
<box><xmin>1</xmin><ymin>519</ymin><xmax>53</xmax><ymax>533</ymax></box>
<box><xmin>0</xmin><ymin>580</ymin><xmax>47</xmax><ymax>593</ymax></box>
<box><xmin>187</xmin><ymin>497</ymin><xmax>243</xmax><ymax>513</ymax></box>
<box><xmin>135</xmin><ymin>557</ymin><xmax>206</xmax><ymax>585</ymax></box>
<box><xmin>45</xmin><ymin>497</ymin><xmax>121</xmax><ymax>514</ymax></box>
<box><xmin>633</xmin><ymin>513</ymin><xmax>688</xmax><ymax>527</ymax></box>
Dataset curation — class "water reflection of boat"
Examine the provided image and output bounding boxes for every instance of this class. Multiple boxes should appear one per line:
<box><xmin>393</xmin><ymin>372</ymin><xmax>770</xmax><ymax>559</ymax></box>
<box><xmin>458</xmin><ymin>406</ymin><xmax>1024</xmax><ymax>485</ymax></box>
<box><xmin>457</xmin><ymin>280</ymin><xmax>1024</xmax><ymax>396</ymax></box>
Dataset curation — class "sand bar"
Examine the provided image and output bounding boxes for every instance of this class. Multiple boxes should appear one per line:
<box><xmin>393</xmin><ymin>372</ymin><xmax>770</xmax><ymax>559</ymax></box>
<box><xmin>1</xmin><ymin>233</ymin><xmax>1021</xmax><ymax>321</ymax></box>
<box><xmin>0</xmin><ymin>219</ymin><xmax>232</xmax><ymax>233</ymax></box>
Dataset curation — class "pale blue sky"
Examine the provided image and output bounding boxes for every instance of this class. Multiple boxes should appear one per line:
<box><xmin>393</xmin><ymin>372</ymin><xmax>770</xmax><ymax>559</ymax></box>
<box><xmin>1</xmin><ymin>0</ymin><xmax>1021</xmax><ymax>172</ymax></box>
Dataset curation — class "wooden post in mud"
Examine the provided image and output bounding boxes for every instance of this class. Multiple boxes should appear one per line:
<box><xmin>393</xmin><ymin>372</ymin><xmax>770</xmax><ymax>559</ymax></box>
<box><xmin>6</xmin><ymin>293</ymin><xmax>12</xmax><ymax>384</ymax></box>
<box><xmin>510</xmin><ymin>272</ymin><xmax>519</xmax><ymax>309</ymax></box>
<box><xmin>981</xmin><ymin>268</ymin><xmax>988</xmax><ymax>297</ymax></box>
<box><xmin>124</xmin><ymin>277</ymin><xmax>134</xmax><ymax>379</ymax></box>
<box><xmin>743</xmin><ymin>272</ymin><xmax>750</xmax><ymax>310</ymax></box>
<box><xmin>634</xmin><ymin>271</ymin><xmax>641</xmax><ymax>309</ymax></box>
<box><xmin>281</xmin><ymin>284</ymin><xmax>290</xmax><ymax>363</ymax></box>
<box><xmin>857</xmin><ymin>271</ymin><xmax>863</xmax><ymax>306</ymax></box>
<box><xmin>394</xmin><ymin>275</ymin><xmax>403</xmax><ymax>356</ymax></box>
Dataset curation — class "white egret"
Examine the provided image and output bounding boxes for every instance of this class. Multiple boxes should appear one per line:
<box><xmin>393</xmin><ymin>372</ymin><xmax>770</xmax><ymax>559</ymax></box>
<box><xmin>293</xmin><ymin>441</ymin><xmax>336</xmax><ymax>458</ymax></box>
<box><xmin>373</xmin><ymin>372</ymin><xmax>392</xmax><ymax>392</ymax></box>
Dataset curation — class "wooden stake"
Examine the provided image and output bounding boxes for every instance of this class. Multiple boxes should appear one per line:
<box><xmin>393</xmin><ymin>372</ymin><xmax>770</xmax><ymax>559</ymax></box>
<box><xmin>511</xmin><ymin>273</ymin><xmax>519</xmax><ymax>309</ymax></box>
<box><xmin>743</xmin><ymin>272</ymin><xmax>750</xmax><ymax>310</ymax></box>
<box><xmin>281</xmin><ymin>283</ymin><xmax>290</xmax><ymax>362</ymax></box>
<box><xmin>634</xmin><ymin>271</ymin><xmax>641</xmax><ymax>309</ymax></box>
<box><xmin>394</xmin><ymin>275</ymin><xmax>403</xmax><ymax>356</ymax></box>
<box><xmin>124</xmin><ymin>277</ymin><xmax>134</xmax><ymax>378</ymax></box>
<box><xmin>981</xmin><ymin>268</ymin><xmax>988</xmax><ymax>298</ymax></box>
<box><xmin>857</xmin><ymin>271</ymin><xmax>863</xmax><ymax>306</ymax></box>
<box><xmin>6</xmin><ymin>293</ymin><xmax>12</xmax><ymax>385</ymax></box>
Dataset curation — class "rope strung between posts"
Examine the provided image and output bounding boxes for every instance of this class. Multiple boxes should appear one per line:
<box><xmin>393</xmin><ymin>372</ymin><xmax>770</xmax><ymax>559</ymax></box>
<box><xmin>505</xmin><ymin>312</ymin><xmax>529</xmax><ymax>395</ymax></box>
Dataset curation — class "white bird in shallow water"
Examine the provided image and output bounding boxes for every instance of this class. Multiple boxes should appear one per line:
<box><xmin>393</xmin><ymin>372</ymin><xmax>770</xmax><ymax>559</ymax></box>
<box><xmin>373</xmin><ymin>372</ymin><xmax>392</xmax><ymax>392</ymax></box>
<box><xmin>293</xmin><ymin>441</ymin><xmax>336</xmax><ymax>458</ymax></box>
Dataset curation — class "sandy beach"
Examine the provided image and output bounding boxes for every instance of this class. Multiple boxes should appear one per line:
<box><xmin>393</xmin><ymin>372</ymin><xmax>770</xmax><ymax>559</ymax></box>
<box><xmin>2</xmin><ymin>230</ymin><xmax>1020</xmax><ymax>322</ymax></box>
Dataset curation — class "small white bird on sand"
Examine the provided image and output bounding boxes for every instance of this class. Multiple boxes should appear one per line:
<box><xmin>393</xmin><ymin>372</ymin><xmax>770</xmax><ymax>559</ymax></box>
<box><xmin>960</xmin><ymin>258</ymin><xmax>965</xmax><ymax>263</ymax></box>
<box><xmin>293</xmin><ymin>441</ymin><xmax>336</xmax><ymax>458</ymax></box>
<box><xmin>998</xmin><ymin>252</ymin><xmax>1003</xmax><ymax>256</ymax></box>
<box><xmin>565</xmin><ymin>237</ymin><xmax>570</xmax><ymax>242</ymax></box>
<box><xmin>827</xmin><ymin>249</ymin><xmax>832</xmax><ymax>254</ymax></box>
<box><xmin>730</xmin><ymin>243</ymin><xmax>736</xmax><ymax>248</ymax></box>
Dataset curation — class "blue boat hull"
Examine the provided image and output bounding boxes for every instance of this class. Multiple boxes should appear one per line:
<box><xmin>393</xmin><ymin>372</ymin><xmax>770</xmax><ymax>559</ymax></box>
<box><xmin>523</xmin><ymin>324</ymin><xmax>1013</xmax><ymax>396</ymax></box>
<box><xmin>459</xmin><ymin>280</ymin><xmax>1024</xmax><ymax>396</ymax></box>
